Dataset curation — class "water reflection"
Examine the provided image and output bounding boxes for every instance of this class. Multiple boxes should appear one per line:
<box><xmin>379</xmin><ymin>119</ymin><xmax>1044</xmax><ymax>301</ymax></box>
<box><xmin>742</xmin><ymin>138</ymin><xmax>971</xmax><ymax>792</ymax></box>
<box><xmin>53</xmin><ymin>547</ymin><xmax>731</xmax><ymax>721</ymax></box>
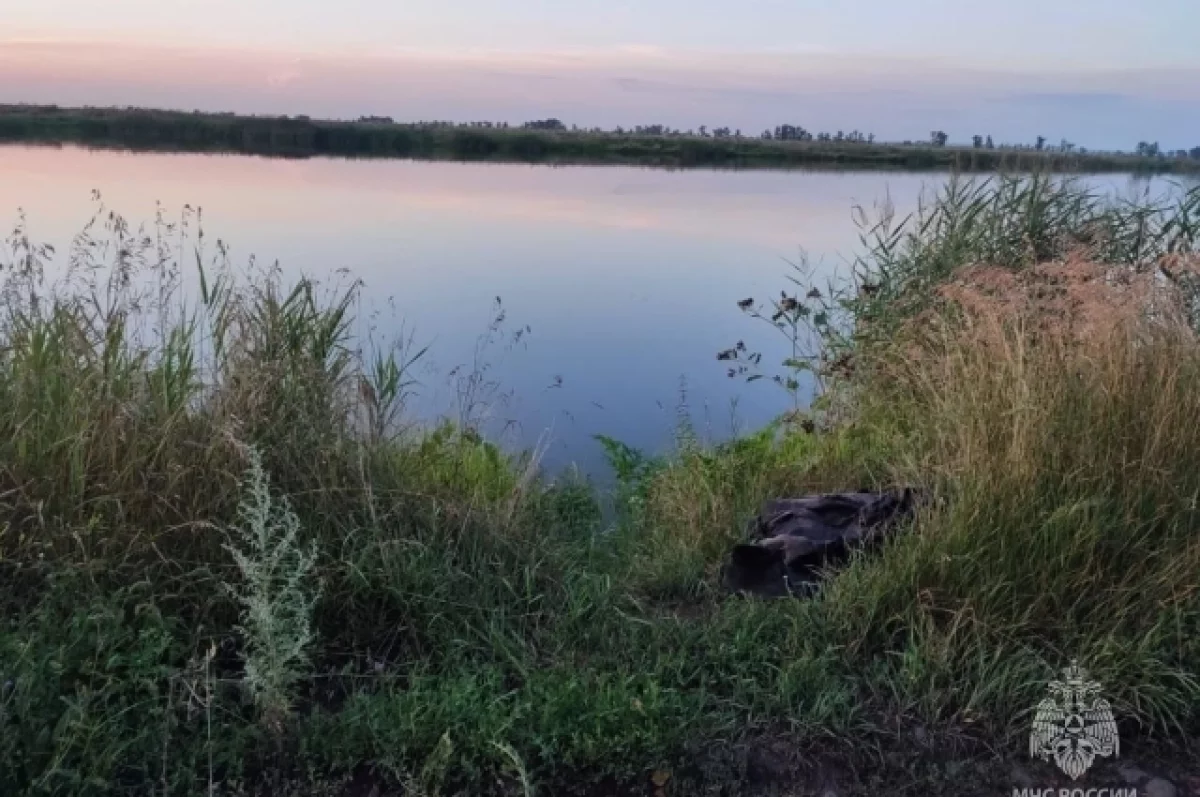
<box><xmin>0</xmin><ymin>145</ymin><xmax>1192</xmax><ymax>476</ymax></box>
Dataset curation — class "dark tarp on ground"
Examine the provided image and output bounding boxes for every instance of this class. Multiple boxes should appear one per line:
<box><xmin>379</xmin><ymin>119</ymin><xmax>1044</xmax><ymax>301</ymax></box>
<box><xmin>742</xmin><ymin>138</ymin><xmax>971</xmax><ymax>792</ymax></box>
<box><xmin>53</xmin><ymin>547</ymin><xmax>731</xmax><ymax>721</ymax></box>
<box><xmin>722</xmin><ymin>488</ymin><xmax>918</xmax><ymax>598</ymax></box>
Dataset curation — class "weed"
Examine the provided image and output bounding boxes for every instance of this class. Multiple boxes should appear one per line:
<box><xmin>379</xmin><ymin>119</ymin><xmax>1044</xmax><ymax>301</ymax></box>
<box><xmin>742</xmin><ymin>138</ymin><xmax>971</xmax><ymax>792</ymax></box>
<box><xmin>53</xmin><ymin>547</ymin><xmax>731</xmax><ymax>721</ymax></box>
<box><xmin>223</xmin><ymin>445</ymin><xmax>320</xmax><ymax>733</ymax></box>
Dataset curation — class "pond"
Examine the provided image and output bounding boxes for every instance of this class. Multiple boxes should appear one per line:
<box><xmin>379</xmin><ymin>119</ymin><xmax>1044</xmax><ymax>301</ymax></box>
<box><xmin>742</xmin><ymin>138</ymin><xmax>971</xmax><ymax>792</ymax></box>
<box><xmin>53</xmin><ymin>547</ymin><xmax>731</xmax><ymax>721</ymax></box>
<box><xmin>0</xmin><ymin>145</ymin><xmax>1186</xmax><ymax>476</ymax></box>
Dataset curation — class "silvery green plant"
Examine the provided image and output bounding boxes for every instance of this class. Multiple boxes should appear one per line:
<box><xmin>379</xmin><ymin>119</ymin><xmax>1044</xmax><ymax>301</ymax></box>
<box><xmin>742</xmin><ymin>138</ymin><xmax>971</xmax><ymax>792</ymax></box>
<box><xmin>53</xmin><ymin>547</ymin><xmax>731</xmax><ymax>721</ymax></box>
<box><xmin>223</xmin><ymin>445</ymin><xmax>320</xmax><ymax>731</ymax></box>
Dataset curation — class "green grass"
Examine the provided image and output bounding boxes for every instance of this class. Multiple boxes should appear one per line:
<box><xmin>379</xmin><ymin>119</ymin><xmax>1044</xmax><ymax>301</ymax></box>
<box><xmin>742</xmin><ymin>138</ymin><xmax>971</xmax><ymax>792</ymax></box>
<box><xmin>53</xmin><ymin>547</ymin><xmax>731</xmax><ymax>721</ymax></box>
<box><xmin>4</xmin><ymin>103</ymin><xmax>1200</xmax><ymax>174</ymax></box>
<box><xmin>1</xmin><ymin>178</ymin><xmax>1200</xmax><ymax>796</ymax></box>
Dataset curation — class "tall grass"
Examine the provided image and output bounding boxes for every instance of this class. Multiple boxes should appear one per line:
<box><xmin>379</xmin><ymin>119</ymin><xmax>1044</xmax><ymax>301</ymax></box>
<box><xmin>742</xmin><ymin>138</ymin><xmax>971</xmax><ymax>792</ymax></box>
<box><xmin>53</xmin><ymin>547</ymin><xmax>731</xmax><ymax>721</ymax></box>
<box><xmin>832</xmin><ymin>313</ymin><xmax>1200</xmax><ymax>736</ymax></box>
<box><xmin>650</xmin><ymin>174</ymin><xmax>1200</xmax><ymax>755</ymax></box>
<box><xmin>847</xmin><ymin>174</ymin><xmax>1200</xmax><ymax>342</ymax></box>
<box><xmin>2</xmin><ymin>177</ymin><xmax>1200</xmax><ymax>796</ymax></box>
<box><xmin>722</xmin><ymin>175</ymin><xmax>1200</xmax><ymax>403</ymax></box>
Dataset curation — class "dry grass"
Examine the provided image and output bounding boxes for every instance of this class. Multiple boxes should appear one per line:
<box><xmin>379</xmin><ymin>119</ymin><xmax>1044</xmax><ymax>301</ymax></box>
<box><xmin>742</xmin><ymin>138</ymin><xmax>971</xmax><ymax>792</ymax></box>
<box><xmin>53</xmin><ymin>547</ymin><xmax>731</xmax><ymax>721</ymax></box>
<box><xmin>934</xmin><ymin>253</ymin><xmax>1200</xmax><ymax>347</ymax></box>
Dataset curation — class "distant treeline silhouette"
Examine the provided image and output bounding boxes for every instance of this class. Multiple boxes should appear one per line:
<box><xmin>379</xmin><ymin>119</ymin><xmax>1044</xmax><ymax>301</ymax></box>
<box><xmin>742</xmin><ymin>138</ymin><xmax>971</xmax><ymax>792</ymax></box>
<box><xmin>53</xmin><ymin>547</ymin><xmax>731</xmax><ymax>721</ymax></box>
<box><xmin>2</xmin><ymin>104</ymin><xmax>1197</xmax><ymax>173</ymax></box>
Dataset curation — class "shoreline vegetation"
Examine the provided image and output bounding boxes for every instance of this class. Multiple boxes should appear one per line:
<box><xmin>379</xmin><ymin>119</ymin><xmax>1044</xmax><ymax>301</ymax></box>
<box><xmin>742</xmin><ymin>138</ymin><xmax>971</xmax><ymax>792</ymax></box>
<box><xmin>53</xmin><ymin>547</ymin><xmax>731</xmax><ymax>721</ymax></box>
<box><xmin>2</xmin><ymin>176</ymin><xmax>1200</xmax><ymax>796</ymax></box>
<box><xmin>3</xmin><ymin>103</ymin><xmax>1200</xmax><ymax>173</ymax></box>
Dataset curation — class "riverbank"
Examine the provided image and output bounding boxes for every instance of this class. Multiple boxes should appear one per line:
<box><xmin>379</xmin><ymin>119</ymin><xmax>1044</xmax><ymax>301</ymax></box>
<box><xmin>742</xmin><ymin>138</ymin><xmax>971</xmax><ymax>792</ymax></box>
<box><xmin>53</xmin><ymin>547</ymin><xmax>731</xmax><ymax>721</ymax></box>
<box><xmin>1</xmin><ymin>176</ymin><xmax>1199</xmax><ymax>796</ymax></box>
<box><xmin>3</xmin><ymin>103</ymin><xmax>1199</xmax><ymax>174</ymax></box>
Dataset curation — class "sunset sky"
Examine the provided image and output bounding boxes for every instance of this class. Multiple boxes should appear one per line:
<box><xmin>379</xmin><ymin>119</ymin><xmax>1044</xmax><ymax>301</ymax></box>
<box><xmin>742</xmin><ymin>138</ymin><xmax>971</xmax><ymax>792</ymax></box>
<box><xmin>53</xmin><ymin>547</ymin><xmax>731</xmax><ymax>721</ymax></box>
<box><xmin>3</xmin><ymin>0</ymin><xmax>1199</xmax><ymax>150</ymax></box>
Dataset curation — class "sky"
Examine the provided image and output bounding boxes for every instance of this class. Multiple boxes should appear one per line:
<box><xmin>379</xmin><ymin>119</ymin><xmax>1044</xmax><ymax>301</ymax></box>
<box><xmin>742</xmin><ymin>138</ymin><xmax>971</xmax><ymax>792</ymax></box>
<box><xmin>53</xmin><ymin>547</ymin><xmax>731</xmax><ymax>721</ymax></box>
<box><xmin>3</xmin><ymin>0</ymin><xmax>1199</xmax><ymax>150</ymax></box>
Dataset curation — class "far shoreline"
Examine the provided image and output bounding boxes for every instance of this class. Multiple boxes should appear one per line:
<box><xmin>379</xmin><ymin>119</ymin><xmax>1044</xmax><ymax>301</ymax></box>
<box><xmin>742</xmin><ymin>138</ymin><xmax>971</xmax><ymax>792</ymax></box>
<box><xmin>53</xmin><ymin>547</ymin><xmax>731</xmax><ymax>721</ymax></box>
<box><xmin>3</xmin><ymin>103</ymin><xmax>1199</xmax><ymax>175</ymax></box>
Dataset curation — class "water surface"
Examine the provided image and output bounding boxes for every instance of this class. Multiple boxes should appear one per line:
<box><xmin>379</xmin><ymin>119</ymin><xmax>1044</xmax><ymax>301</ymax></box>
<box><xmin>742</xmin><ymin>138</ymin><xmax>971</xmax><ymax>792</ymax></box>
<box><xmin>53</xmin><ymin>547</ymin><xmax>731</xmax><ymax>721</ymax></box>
<box><xmin>0</xmin><ymin>145</ymin><xmax>1186</xmax><ymax>475</ymax></box>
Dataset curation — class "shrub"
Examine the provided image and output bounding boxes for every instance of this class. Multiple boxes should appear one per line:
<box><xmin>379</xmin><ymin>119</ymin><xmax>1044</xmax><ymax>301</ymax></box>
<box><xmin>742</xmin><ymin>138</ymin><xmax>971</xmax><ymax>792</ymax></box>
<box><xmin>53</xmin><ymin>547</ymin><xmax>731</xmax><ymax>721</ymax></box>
<box><xmin>223</xmin><ymin>446</ymin><xmax>320</xmax><ymax>732</ymax></box>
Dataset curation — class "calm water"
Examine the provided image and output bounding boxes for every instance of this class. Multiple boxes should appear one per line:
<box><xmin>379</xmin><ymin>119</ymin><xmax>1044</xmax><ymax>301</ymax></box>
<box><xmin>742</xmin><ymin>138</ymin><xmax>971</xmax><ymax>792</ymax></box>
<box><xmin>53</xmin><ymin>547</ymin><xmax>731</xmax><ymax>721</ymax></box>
<box><xmin>0</xmin><ymin>145</ymin><xmax>1188</xmax><ymax>476</ymax></box>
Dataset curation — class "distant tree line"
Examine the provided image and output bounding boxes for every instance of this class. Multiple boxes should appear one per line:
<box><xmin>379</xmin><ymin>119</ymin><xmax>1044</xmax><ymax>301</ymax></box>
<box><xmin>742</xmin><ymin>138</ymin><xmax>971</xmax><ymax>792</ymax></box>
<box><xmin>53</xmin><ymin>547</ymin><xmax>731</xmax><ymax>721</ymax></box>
<box><xmin>1</xmin><ymin>104</ymin><xmax>1197</xmax><ymax>172</ymax></box>
<box><xmin>522</xmin><ymin>119</ymin><xmax>565</xmax><ymax>131</ymax></box>
<box><xmin>1132</xmin><ymin>140</ymin><xmax>1200</xmax><ymax>160</ymax></box>
<box><xmin>760</xmin><ymin>125</ymin><xmax>875</xmax><ymax>144</ymax></box>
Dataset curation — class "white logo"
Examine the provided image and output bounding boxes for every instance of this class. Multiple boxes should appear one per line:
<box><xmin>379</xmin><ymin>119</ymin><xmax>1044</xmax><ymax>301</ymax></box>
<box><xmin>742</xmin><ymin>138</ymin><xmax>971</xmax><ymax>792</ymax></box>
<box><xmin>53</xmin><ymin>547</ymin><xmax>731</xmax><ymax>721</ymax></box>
<box><xmin>1029</xmin><ymin>661</ymin><xmax>1119</xmax><ymax>780</ymax></box>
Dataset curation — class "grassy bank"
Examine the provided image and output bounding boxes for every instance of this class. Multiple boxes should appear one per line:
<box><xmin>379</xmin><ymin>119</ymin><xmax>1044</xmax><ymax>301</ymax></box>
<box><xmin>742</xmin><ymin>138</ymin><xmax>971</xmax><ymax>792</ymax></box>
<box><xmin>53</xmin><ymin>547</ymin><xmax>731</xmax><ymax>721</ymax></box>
<box><xmin>2</xmin><ymin>178</ymin><xmax>1200</xmax><ymax>796</ymax></box>
<box><xmin>3</xmin><ymin>103</ymin><xmax>1200</xmax><ymax>174</ymax></box>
